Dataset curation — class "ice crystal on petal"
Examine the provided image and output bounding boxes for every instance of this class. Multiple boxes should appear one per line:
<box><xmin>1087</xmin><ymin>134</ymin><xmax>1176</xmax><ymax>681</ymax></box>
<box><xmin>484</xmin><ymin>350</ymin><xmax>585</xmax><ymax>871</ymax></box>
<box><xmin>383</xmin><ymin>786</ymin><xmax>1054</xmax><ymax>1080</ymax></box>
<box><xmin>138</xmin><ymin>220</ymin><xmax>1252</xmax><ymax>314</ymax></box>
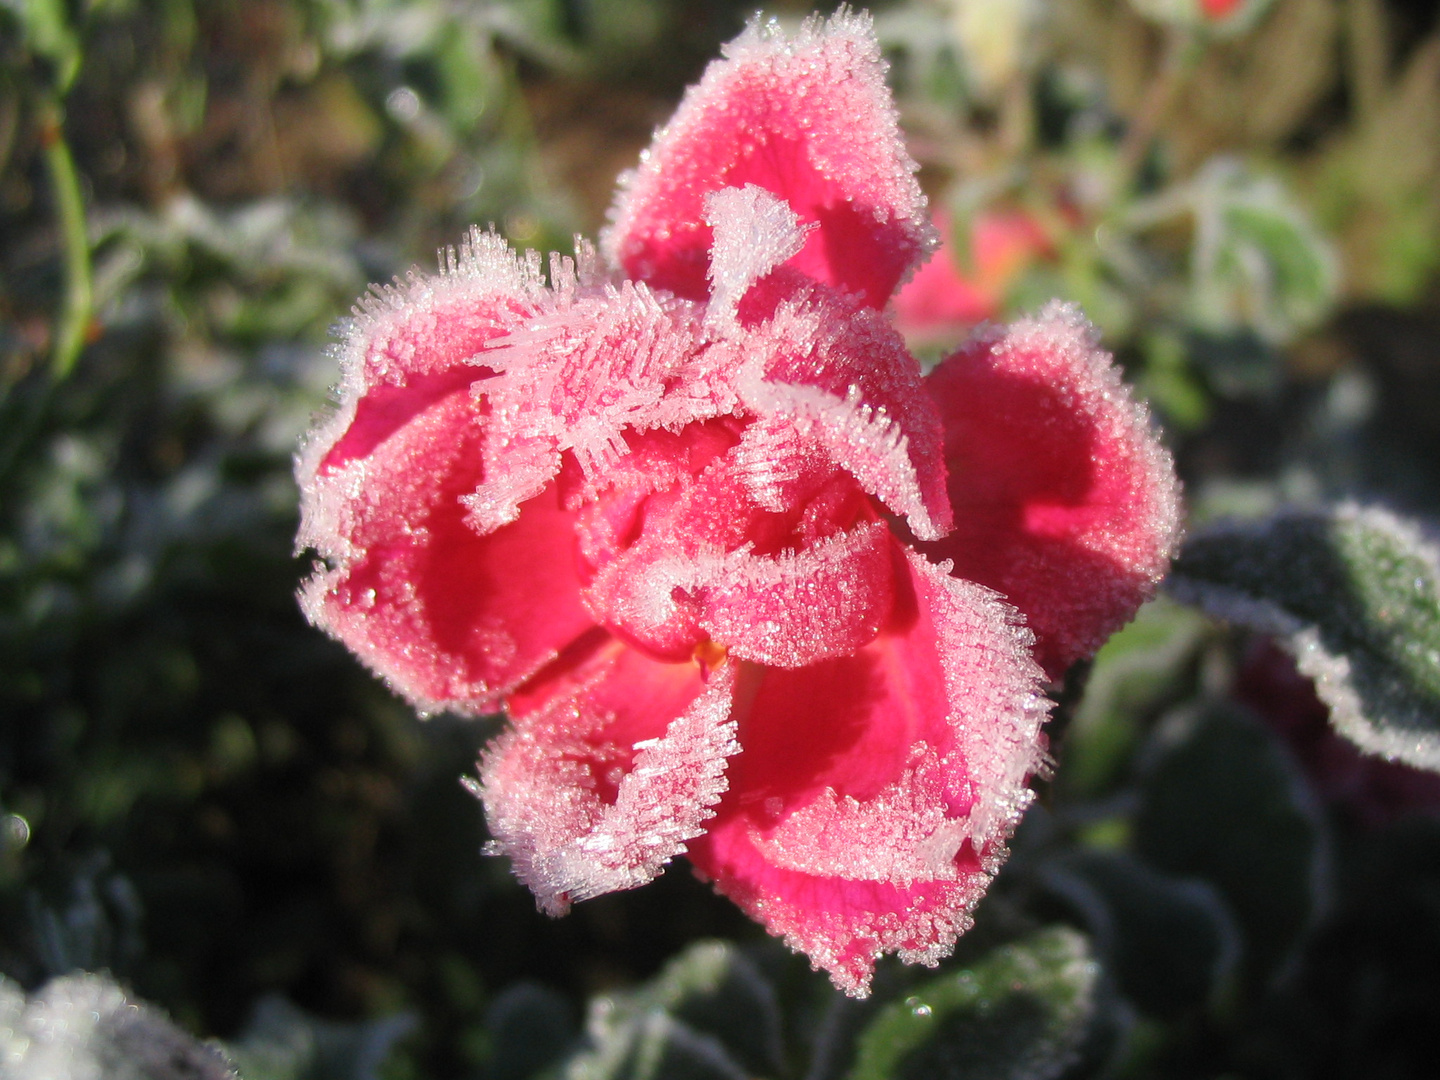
<box><xmin>480</xmin><ymin>657</ymin><xmax>739</xmax><ymax>915</ymax></box>
<box><xmin>903</xmin><ymin>549</ymin><xmax>1050</xmax><ymax>853</ymax></box>
<box><xmin>461</xmin><ymin>429</ymin><xmax>560</xmax><ymax>535</ymax></box>
<box><xmin>485</xmin><ymin>282</ymin><xmax>710</xmax><ymax>475</ymax></box>
<box><xmin>696</xmin><ymin>521</ymin><xmax>894</xmax><ymax>668</ymax></box>
<box><xmin>686</xmin><ymin>546</ymin><xmax>1049</xmax><ymax>995</ymax></box>
<box><xmin>704</xmin><ymin>184</ymin><xmax>814</xmax><ymax>331</ymax></box>
<box><xmin>738</xmin><ymin>293</ymin><xmax>952</xmax><ymax>539</ymax></box>
<box><xmin>751</xmin><ymin>746</ymin><xmax>970</xmax><ymax>884</ymax></box>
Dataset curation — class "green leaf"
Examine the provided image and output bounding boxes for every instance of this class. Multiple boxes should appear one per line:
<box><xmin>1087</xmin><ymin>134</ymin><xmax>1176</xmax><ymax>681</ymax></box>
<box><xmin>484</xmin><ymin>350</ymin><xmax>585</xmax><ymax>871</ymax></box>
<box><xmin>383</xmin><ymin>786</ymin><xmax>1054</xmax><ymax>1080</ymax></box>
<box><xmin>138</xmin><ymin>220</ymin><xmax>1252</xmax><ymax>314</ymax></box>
<box><xmin>1134</xmin><ymin>702</ymin><xmax>1326</xmax><ymax>986</ymax></box>
<box><xmin>1061</xmin><ymin>598</ymin><xmax>1210</xmax><ymax>799</ymax></box>
<box><xmin>847</xmin><ymin>927</ymin><xmax>1099</xmax><ymax>1080</ymax></box>
<box><xmin>1189</xmin><ymin>162</ymin><xmax>1338</xmax><ymax>343</ymax></box>
<box><xmin>566</xmin><ymin>1011</ymin><xmax>750</xmax><ymax>1080</ymax></box>
<box><xmin>1041</xmin><ymin>851</ymin><xmax>1239</xmax><ymax>1018</ymax></box>
<box><xmin>226</xmin><ymin>996</ymin><xmax>416</xmax><ymax>1080</ymax></box>
<box><xmin>1168</xmin><ymin>504</ymin><xmax>1440</xmax><ymax>772</ymax></box>
<box><xmin>5</xmin><ymin>0</ymin><xmax>82</xmax><ymax>91</ymax></box>
<box><xmin>1139</xmin><ymin>330</ymin><xmax>1211</xmax><ymax>431</ymax></box>
<box><xmin>1129</xmin><ymin>159</ymin><xmax>1337</xmax><ymax>345</ymax></box>
<box><xmin>562</xmin><ymin>941</ymin><xmax>783</xmax><ymax>1080</ymax></box>
<box><xmin>485</xmin><ymin>982</ymin><xmax>576</xmax><ymax>1080</ymax></box>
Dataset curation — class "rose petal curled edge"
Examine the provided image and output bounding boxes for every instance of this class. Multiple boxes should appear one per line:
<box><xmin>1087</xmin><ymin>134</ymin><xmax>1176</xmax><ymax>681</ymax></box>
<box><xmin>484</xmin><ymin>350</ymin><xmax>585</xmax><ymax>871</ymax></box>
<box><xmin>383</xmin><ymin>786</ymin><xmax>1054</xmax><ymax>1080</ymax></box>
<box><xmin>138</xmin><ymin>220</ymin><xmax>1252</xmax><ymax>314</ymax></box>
<box><xmin>479</xmin><ymin>648</ymin><xmax>739</xmax><ymax>915</ymax></box>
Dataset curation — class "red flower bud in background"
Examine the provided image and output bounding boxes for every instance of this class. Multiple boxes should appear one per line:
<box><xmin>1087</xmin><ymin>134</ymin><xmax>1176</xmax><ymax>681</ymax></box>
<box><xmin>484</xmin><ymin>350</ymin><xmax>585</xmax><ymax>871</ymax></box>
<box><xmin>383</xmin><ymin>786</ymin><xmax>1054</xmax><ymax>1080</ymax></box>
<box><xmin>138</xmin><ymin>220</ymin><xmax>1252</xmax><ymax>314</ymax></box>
<box><xmin>893</xmin><ymin>209</ymin><xmax>1053</xmax><ymax>346</ymax></box>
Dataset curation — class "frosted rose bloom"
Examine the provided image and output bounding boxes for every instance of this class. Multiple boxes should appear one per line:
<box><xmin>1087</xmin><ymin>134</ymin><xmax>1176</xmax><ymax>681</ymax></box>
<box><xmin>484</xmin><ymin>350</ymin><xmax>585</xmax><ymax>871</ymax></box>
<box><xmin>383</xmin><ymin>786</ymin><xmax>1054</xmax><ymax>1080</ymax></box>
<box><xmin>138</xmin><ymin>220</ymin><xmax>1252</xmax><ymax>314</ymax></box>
<box><xmin>296</xmin><ymin>11</ymin><xmax>1179</xmax><ymax>995</ymax></box>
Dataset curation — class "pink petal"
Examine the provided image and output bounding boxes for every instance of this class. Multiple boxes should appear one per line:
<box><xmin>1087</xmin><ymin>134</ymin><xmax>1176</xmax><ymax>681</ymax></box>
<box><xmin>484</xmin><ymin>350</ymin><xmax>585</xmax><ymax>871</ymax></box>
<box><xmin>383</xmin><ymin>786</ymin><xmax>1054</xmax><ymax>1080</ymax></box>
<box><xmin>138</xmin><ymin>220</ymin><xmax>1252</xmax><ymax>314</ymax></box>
<box><xmin>296</xmin><ymin>229</ymin><xmax>595</xmax><ymax>711</ymax></box>
<box><xmin>566</xmin><ymin>420</ymin><xmax>746</xmax><ymax>569</ymax></box>
<box><xmin>687</xmin><ymin>544</ymin><xmax>1050</xmax><ymax>995</ymax></box>
<box><xmin>578</xmin><ymin>426</ymin><xmax>893</xmax><ymax>667</ymax></box>
<box><xmin>482</xmin><ymin>280</ymin><xmax>720</xmax><ymax>477</ymax></box>
<box><xmin>919</xmin><ymin>302</ymin><xmax>1182</xmax><ymax>678</ymax></box>
<box><xmin>299</xmin><ymin>391</ymin><xmax>593</xmax><ymax>715</ymax></box>
<box><xmin>302</xmin><ymin>228</ymin><xmax>546</xmax><ymax>478</ymax></box>
<box><xmin>703</xmin><ymin>184</ymin><xmax>813</xmax><ymax>333</ymax></box>
<box><xmin>462</xmin><ymin>276</ymin><xmax>736</xmax><ymax>536</ymax></box>
<box><xmin>602</xmin><ymin>11</ymin><xmax>935</xmax><ymax>309</ymax></box>
<box><xmin>478</xmin><ymin>642</ymin><xmax>738</xmax><ymax>915</ymax></box>
<box><xmin>569</xmin><ymin>422</ymin><xmax>751</xmax><ymax>660</ymax></box>
<box><xmin>700</xmin><ymin>835</ymin><xmax>994</xmax><ymax>997</ymax></box>
<box><xmin>736</xmin><ymin>280</ymin><xmax>953</xmax><ymax>539</ymax></box>
<box><xmin>696</xmin><ymin>520</ymin><xmax>895</xmax><ymax>668</ymax></box>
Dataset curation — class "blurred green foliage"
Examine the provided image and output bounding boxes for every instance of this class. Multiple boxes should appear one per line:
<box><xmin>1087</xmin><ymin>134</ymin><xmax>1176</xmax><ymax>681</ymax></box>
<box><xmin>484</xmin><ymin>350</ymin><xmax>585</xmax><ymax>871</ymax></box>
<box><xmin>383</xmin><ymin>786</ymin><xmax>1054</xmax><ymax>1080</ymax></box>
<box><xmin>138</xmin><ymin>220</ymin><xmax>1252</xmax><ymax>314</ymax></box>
<box><xmin>2</xmin><ymin>0</ymin><xmax>1440</xmax><ymax>1077</ymax></box>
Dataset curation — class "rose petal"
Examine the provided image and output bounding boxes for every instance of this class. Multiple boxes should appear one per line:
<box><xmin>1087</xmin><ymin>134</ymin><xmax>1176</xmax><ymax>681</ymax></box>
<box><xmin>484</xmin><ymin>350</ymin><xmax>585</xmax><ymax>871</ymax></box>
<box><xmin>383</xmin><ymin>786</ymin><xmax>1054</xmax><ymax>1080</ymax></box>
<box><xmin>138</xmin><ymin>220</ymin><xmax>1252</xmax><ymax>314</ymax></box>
<box><xmin>687</xmin><ymin>544</ymin><xmax>1049</xmax><ymax>995</ymax></box>
<box><xmin>703</xmin><ymin>184</ymin><xmax>813</xmax><ymax>333</ymax></box>
<box><xmin>920</xmin><ymin>302</ymin><xmax>1182</xmax><ymax>677</ymax></box>
<box><xmin>301</xmin><ymin>227</ymin><xmax>546</xmax><ymax>481</ymax></box>
<box><xmin>478</xmin><ymin>642</ymin><xmax>738</xmax><ymax>914</ymax></box>
<box><xmin>736</xmin><ymin>282</ymin><xmax>953</xmax><ymax>539</ymax></box>
<box><xmin>482</xmin><ymin>281</ymin><xmax>719</xmax><ymax>477</ymax></box>
<box><xmin>300</xmin><ymin>389</ymin><xmax>593</xmax><ymax>714</ymax></box>
<box><xmin>697</xmin><ymin>838</ymin><xmax>993</xmax><ymax>997</ymax></box>
<box><xmin>579</xmin><ymin>430</ymin><xmax>887</xmax><ymax>664</ymax></box>
<box><xmin>697</xmin><ymin>520</ymin><xmax>895</xmax><ymax>668</ymax></box>
<box><xmin>295</xmin><ymin>228</ymin><xmax>594</xmax><ymax>710</ymax></box>
<box><xmin>603</xmin><ymin>11</ymin><xmax>935</xmax><ymax>309</ymax></box>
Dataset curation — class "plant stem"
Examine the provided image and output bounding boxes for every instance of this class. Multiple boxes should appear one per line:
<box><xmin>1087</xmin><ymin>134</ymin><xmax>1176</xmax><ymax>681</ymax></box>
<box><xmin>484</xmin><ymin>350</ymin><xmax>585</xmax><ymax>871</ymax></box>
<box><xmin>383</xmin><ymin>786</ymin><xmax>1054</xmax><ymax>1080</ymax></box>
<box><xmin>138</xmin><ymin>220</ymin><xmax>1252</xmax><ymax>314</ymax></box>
<box><xmin>1344</xmin><ymin>0</ymin><xmax>1389</xmax><ymax>126</ymax></box>
<box><xmin>38</xmin><ymin>96</ymin><xmax>93</xmax><ymax>382</ymax></box>
<box><xmin>1115</xmin><ymin>28</ymin><xmax>1201</xmax><ymax>195</ymax></box>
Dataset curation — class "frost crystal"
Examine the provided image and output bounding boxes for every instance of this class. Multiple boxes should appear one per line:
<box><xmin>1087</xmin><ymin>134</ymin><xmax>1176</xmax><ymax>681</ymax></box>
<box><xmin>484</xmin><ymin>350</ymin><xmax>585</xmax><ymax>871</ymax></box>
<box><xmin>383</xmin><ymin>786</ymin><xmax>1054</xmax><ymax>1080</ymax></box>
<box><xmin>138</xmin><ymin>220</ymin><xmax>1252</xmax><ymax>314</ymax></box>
<box><xmin>297</xmin><ymin>10</ymin><xmax>1178</xmax><ymax>996</ymax></box>
<box><xmin>0</xmin><ymin>973</ymin><xmax>235</xmax><ymax>1080</ymax></box>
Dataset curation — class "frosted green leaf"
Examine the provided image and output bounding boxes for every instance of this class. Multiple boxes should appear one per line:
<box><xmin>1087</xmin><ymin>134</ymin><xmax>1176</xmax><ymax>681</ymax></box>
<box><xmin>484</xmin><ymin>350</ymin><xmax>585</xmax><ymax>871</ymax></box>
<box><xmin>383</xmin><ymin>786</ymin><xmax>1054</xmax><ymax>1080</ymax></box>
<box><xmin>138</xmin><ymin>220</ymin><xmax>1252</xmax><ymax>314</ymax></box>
<box><xmin>1129</xmin><ymin>159</ymin><xmax>1338</xmax><ymax>345</ymax></box>
<box><xmin>1168</xmin><ymin>504</ymin><xmax>1440</xmax><ymax>772</ymax></box>
<box><xmin>0</xmin><ymin>972</ymin><xmax>236</xmax><ymax>1080</ymax></box>
<box><xmin>563</xmin><ymin>941</ymin><xmax>782</xmax><ymax>1080</ymax></box>
<box><xmin>564</xmin><ymin>1010</ymin><xmax>749</xmax><ymax>1080</ymax></box>
<box><xmin>847</xmin><ymin>928</ymin><xmax>1098</xmax><ymax>1080</ymax></box>
<box><xmin>1192</xmin><ymin>163</ymin><xmax>1337</xmax><ymax>343</ymax></box>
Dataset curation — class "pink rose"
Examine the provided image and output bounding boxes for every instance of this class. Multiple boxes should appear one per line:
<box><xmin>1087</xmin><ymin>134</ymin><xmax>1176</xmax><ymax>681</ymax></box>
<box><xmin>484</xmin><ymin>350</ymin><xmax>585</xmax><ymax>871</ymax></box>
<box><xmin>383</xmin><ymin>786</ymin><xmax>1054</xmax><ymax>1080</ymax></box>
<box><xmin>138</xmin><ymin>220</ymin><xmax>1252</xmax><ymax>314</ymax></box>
<box><xmin>296</xmin><ymin>11</ymin><xmax>1180</xmax><ymax>995</ymax></box>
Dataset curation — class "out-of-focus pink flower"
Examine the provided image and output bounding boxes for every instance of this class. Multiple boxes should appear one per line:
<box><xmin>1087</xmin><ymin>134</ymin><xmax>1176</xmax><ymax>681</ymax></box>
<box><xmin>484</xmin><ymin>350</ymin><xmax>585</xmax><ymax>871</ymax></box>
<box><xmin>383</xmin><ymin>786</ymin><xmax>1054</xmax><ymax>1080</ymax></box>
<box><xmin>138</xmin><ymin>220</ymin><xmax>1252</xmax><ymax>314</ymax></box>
<box><xmin>296</xmin><ymin>11</ymin><xmax>1180</xmax><ymax>996</ymax></box>
<box><xmin>893</xmin><ymin>210</ymin><xmax>1052</xmax><ymax>346</ymax></box>
<box><xmin>1130</xmin><ymin>0</ymin><xmax>1263</xmax><ymax>32</ymax></box>
<box><xmin>1236</xmin><ymin>639</ymin><xmax>1440</xmax><ymax>829</ymax></box>
<box><xmin>1199</xmin><ymin>0</ymin><xmax>1245</xmax><ymax>20</ymax></box>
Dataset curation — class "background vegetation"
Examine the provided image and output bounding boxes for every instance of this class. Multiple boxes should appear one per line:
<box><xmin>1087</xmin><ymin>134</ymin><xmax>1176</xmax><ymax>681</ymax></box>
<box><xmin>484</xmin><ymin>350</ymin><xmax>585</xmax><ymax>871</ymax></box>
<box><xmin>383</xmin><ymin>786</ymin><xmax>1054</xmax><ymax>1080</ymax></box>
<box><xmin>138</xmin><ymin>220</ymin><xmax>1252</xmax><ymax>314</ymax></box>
<box><xmin>3</xmin><ymin>1</ymin><xmax>1440</xmax><ymax>1077</ymax></box>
